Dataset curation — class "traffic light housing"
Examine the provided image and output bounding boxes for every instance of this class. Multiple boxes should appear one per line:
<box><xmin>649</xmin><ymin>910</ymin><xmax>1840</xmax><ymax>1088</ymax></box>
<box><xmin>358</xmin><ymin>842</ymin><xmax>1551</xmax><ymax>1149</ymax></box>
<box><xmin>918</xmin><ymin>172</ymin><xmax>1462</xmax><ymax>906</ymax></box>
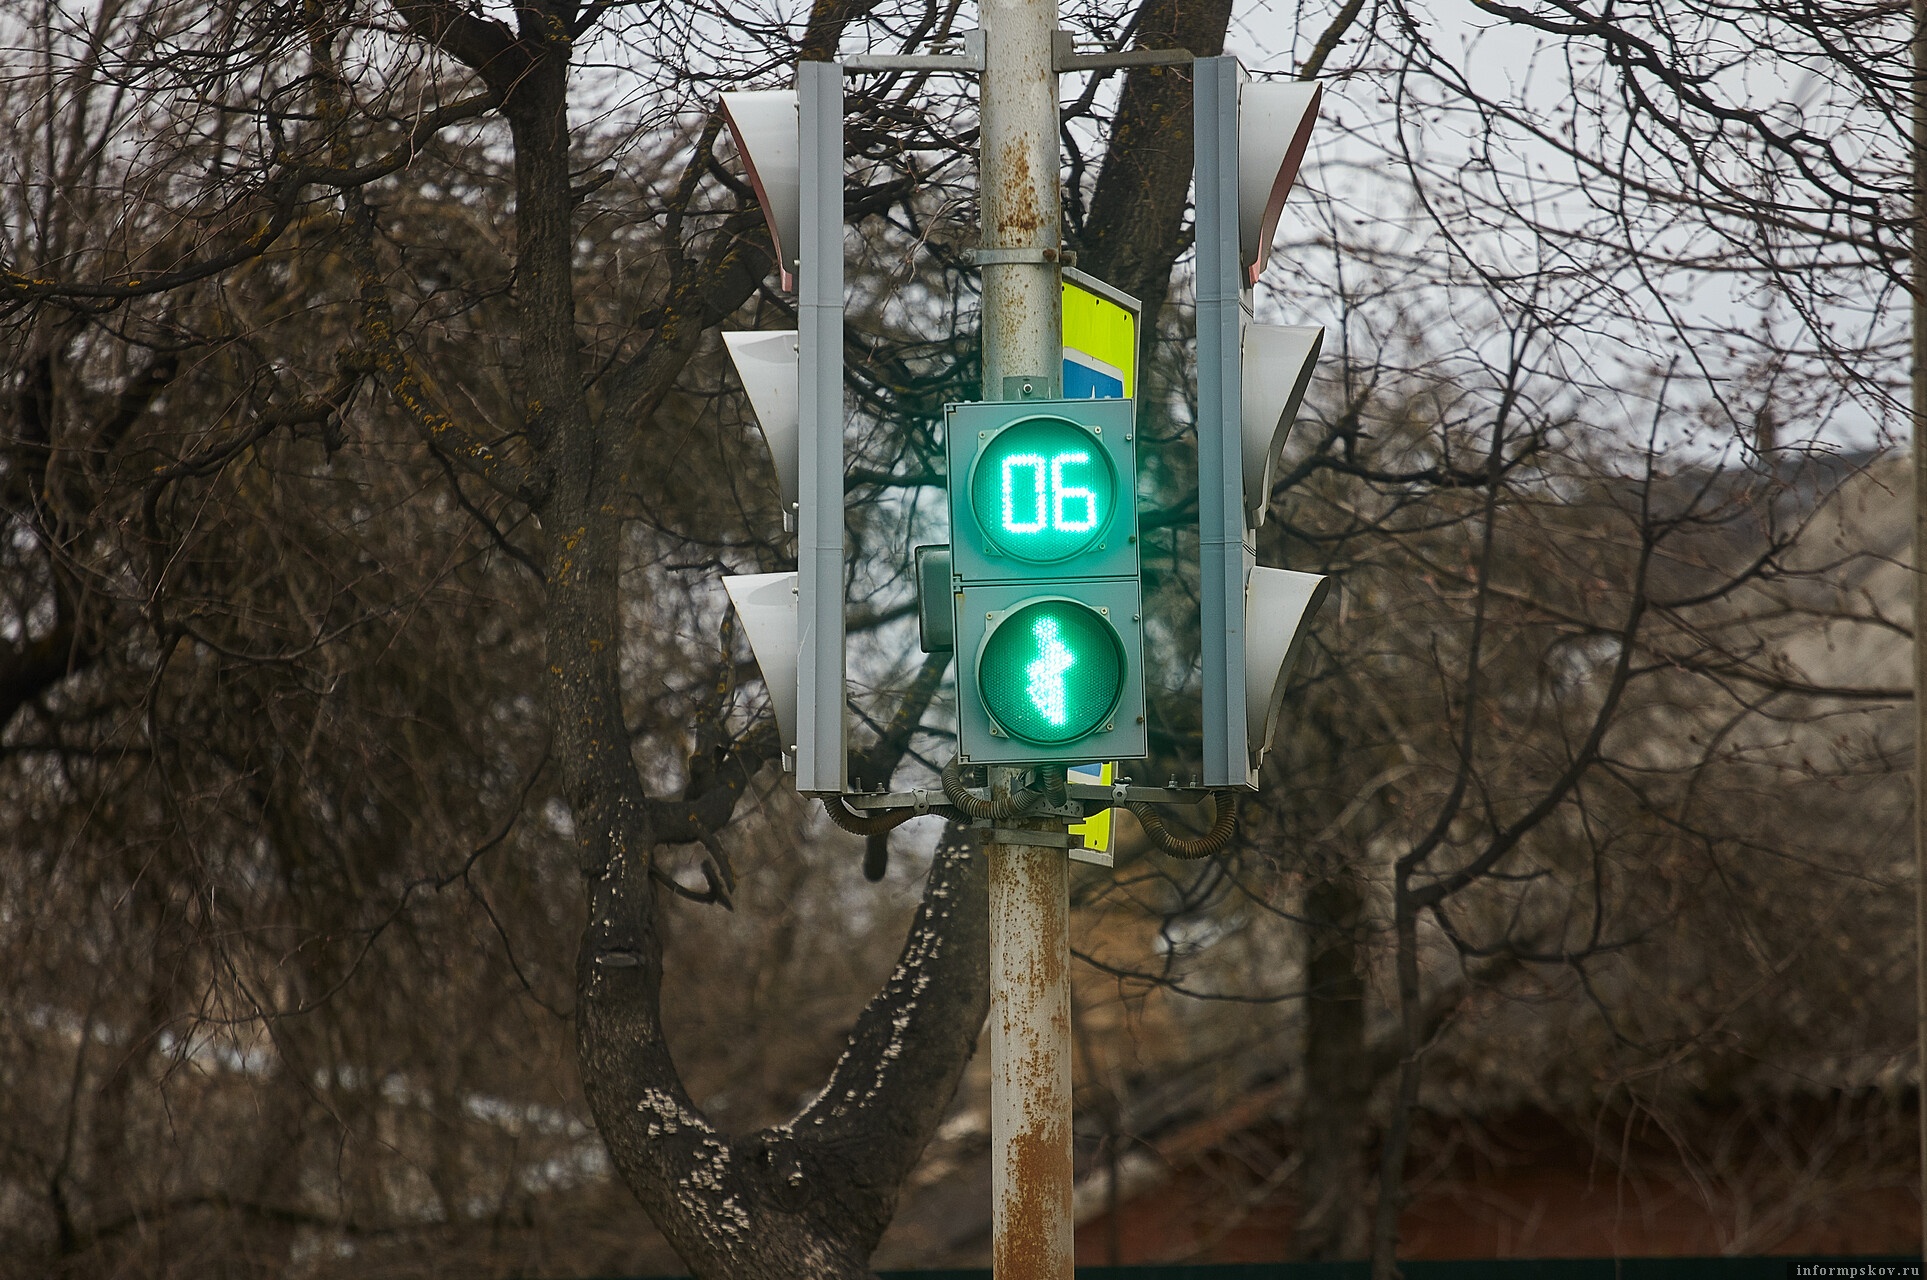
<box><xmin>945</xmin><ymin>398</ymin><xmax>1146</xmax><ymax>767</ymax></box>
<box><xmin>1193</xmin><ymin>57</ymin><xmax>1332</xmax><ymax>787</ymax></box>
<box><xmin>716</xmin><ymin>64</ymin><xmax>848</xmax><ymax>793</ymax></box>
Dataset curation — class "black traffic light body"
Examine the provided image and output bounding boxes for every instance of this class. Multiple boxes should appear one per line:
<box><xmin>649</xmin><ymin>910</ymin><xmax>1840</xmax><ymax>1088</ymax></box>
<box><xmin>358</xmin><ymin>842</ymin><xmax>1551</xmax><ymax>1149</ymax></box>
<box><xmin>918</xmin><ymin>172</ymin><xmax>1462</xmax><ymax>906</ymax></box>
<box><xmin>945</xmin><ymin>398</ymin><xmax>1147</xmax><ymax>767</ymax></box>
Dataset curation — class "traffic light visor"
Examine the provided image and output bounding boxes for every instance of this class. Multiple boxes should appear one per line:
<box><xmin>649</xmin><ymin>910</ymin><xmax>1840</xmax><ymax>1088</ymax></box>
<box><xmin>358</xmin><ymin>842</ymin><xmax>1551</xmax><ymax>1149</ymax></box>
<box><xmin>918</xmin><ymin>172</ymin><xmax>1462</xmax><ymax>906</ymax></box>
<box><xmin>977</xmin><ymin>599</ymin><xmax>1125</xmax><ymax>745</ymax></box>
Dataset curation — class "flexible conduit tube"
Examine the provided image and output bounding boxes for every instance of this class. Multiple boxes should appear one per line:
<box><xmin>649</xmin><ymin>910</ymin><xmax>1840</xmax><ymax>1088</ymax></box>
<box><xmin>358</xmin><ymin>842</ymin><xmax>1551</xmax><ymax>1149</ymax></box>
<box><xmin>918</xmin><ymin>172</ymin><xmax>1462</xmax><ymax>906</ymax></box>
<box><xmin>942</xmin><ymin>757</ymin><xmax>1048</xmax><ymax>821</ymax></box>
<box><xmin>1127</xmin><ymin>792</ymin><xmax>1241</xmax><ymax>859</ymax></box>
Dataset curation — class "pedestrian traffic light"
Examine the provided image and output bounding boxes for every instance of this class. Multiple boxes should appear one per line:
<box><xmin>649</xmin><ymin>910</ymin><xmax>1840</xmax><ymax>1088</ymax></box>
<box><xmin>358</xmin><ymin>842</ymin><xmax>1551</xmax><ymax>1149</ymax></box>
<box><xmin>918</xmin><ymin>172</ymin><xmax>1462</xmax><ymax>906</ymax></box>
<box><xmin>1193</xmin><ymin>57</ymin><xmax>1332</xmax><ymax>787</ymax></box>
<box><xmin>716</xmin><ymin>63</ymin><xmax>849</xmax><ymax>793</ymax></box>
<box><xmin>945</xmin><ymin>397</ymin><xmax>1146</xmax><ymax>766</ymax></box>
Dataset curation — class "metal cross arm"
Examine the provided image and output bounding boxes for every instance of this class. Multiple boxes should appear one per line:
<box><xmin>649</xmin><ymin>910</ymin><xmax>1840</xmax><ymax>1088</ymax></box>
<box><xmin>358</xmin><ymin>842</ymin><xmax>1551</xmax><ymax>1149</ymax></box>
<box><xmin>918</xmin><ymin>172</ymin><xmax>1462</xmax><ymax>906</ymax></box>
<box><xmin>842</xmin><ymin>30</ymin><xmax>985</xmax><ymax>73</ymax></box>
<box><xmin>1051</xmin><ymin>30</ymin><xmax>1193</xmax><ymax>72</ymax></box>
<box><xmin>839</xmin><ymin>29</ymin><xmax>1193</xmax><ymax>76</ymax></box>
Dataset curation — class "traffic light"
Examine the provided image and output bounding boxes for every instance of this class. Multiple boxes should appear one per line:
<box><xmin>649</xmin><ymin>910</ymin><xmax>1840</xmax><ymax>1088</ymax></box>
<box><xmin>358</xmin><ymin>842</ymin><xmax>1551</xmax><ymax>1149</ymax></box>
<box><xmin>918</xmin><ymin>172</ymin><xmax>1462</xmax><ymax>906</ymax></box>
<box><xmin>1194</xmin><ymin>57</ymin><xmax>1332</xmax><ymax>787</ymax></box>
<box><xmin>945</xmin><ymin>397</ymin><xmax>1146</xmax><ymax>767</ymax></box>
<box><xmin>716</xmin><ymin>64</ymin><xmax>848</xmax><ymax>794</ymax></box>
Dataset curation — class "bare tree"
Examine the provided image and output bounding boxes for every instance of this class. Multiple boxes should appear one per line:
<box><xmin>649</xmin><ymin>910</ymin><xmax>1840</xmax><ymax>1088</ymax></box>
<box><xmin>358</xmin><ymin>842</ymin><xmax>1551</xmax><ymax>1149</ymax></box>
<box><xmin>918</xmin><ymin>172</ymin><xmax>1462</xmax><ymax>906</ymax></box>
<box><xmin>0</xmin><ymin>0</ymin><xmax>1258</xmax><ymax>1272</ymax></box>
<box><xmin>2</xmin><ymin>0</ymin><xmax>1915</xmax><ymax>1275</ymax></box>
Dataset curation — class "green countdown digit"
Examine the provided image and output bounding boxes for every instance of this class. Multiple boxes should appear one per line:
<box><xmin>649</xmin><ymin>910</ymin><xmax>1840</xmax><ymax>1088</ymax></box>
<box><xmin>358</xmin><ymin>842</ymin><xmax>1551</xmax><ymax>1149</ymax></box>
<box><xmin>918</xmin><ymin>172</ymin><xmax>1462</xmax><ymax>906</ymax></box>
<box><xmin>969</xmin><ymin>417</ymin><xmax>1117</xmax><ymax>562</ymax></box>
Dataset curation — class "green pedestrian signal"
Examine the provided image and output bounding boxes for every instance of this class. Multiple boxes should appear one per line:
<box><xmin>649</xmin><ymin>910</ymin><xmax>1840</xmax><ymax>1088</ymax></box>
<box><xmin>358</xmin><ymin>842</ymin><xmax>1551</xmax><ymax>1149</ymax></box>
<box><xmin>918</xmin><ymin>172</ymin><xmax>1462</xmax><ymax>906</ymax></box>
<box><xmin>946</xmin><ymin>399</ymin><xmax>1146</xmax><ymax>766</ymax></box>
<box><xmin>977</xmin><ymin>599</ymin><xmax>1126</xmax><ymax>746</ymax></box>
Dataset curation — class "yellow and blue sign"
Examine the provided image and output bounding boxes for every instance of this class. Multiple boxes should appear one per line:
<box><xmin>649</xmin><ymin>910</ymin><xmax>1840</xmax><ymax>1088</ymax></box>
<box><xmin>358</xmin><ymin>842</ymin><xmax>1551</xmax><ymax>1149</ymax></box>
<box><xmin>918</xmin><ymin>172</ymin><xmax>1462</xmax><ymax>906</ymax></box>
<box><xmin>1068</xmin><ymin>762</ymin><xmax>1116</xmax><ymax>853</ymax></box>
<box><xmin>1062</xmin><ymin>271</ymin><xmax>1138</xmax><ymax>401</ymax></box>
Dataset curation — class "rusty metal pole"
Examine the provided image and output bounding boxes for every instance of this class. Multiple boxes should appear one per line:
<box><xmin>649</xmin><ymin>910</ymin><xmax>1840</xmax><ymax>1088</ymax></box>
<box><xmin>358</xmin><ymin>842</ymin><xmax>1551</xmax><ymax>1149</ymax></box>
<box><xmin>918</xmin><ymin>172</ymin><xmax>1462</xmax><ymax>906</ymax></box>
<box><xmin>978</xmin><ymin>0</ymin><xmax>1071</xmax><ymax>1274</ymax></box>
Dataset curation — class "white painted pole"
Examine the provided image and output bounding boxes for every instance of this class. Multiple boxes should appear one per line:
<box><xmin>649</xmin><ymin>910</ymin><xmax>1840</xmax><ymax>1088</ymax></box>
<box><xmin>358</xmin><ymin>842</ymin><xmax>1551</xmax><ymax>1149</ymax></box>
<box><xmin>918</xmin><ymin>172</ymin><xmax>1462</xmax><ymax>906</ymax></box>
<box><xmin>978</xmin><ymin>0</ymin><xmax>1072</xmax><ymax>1274</ymax></box>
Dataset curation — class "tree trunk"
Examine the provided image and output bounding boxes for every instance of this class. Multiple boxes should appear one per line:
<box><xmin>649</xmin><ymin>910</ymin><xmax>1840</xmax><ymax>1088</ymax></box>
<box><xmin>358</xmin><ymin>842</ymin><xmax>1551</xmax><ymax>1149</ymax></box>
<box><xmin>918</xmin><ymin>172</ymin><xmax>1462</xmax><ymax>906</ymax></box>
<box><xmin>1291</xmin><ymin>869</ymin><xmax>1373</xmax><ymax>1259</ymax></box>
<box><xmin>1076</xmin><ymin>0</ymin><xmax>1235</xmax><ymax>335</ymax></box>
<box><xmin>578</xmin><ymin>822</ymin><xmax>990</xmax><ymax>1278</ymax></box>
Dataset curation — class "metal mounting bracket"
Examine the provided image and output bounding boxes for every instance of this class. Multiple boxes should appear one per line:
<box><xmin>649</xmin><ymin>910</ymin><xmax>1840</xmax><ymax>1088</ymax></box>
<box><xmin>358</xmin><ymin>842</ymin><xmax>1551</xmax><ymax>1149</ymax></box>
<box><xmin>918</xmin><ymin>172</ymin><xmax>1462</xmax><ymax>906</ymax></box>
<box><xmin>844</xmin><ymin>30</ymin><xmax>984</xmax><ymax>73</ymax></box>
<box><xmin>841</xmin><ymin>789</ymin><xmax>1087</xmax><ymax>818</ymax></box>
<box><xmin>838</xmin><ymin>784</ymin><xmax>1212</xmax><ymax>811</ymax></box>
<box><xmin>980</xmin><ymin>825</ymin><xmax>1115</xmax><ymax>868</ymax></box>
<box><xmin>984</xmin><ymin>826</ymin><xmax>1074</xmax><ymax>849</ymax></box>
<box><xmin>1052</xmin><ymin>30</ymin><xmax>1193</xmax><ymax>73</ymax></box>
<box><xmin>967</xmin><ymin>246</ymin><xmax>1076</xmax><ymax>267</ymax></box>
<box><xmin>1065</xmin><ymin>781</ymin><xmax>1214</xmax><ymax>806</ymax></box>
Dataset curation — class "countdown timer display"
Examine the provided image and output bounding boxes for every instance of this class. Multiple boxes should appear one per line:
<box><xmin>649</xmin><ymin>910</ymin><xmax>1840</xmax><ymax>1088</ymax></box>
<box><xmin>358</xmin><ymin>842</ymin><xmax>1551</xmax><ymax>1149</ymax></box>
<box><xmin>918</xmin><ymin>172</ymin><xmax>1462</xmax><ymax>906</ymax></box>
<box><xmin>976</xmin><ymin>598</ymin><xmax>1126</xmax><ymax>745</ymax></box>
<box><xmin>967</xmin><ymin>417</ymin><xmax>1118</xmax><ymax>563</ymax></box>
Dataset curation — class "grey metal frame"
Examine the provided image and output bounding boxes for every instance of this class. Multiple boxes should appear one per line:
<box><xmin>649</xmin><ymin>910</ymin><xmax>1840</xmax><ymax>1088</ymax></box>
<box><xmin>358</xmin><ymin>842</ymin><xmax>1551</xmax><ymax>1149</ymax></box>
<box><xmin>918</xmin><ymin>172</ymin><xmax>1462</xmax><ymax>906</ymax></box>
<box><xmin>944</xmin><ymin>398</ymin><xmax>1139</xmax><ymax>585</ymax></box>
<box><xmin>795</xmin><ymin>61</ymin><xmax>847</xmax><ymax>795</ymax></box>
<box><xmin>951</xmin><ymin>579</ymin><xmax>1147</xmax><ymax>768</ymax></box>
<box><xmin>944</xmin><ymin>397</ymin><xmax>1145</xmax><ymax>767</ymax></box>
<box><xmin>1193</xmin><ymin>56</ymin><xmax>1254</xmax><ymax>788</ymax></box>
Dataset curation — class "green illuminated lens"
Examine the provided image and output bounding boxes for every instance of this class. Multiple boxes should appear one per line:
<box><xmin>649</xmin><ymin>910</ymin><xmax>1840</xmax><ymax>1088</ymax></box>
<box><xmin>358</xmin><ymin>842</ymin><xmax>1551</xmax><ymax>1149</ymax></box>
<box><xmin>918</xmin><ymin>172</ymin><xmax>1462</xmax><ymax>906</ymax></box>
<box><xmin>978</xmin><ymin>600</ymin><xmax>1124</xmax><ymax>746</ymax></box>
<box><xmin>969</xmin><ymin>418</ymin><xmax>1115</xmax><ymax>562</ymax></box>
